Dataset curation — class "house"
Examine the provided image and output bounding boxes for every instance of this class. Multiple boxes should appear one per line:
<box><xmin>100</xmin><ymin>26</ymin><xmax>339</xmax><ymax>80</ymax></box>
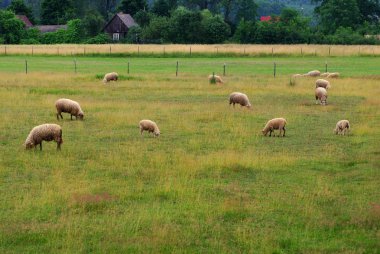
<box><xmin>15</xmin><ymin>15</ymin><xmax>67</xmax><ymax>33</ymax></box>
<box><xmin>260</xmin><ymin>16</ymin><xmax>280</xmax><ymax>22</ymax></box>
<box><xmin>260</xmin><ymin>16</ymin><xmax>272</xmax><ymax>22</ymax></box>
<box><xmin>15</xmin><ymin>15</ymin><xmax>33</xmax><ymax>28</ymax></box>
<box><xmin>35</xmin><ymin>25</ymin><xmax>67</xmax><ymax>33</ymax></box>
<box><xmin>102</xmin><ymin>12</ymin><xmax>137</xmax><ymax>41</ymax></box>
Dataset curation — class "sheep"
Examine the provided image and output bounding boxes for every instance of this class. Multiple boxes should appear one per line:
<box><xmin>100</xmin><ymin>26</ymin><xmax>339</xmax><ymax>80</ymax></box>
<box><xmin>55</xmin><ymin>98</ymin><xmax>84</xmax><ymax>120</ymax></box>
<box><xmin>305</xmin><ymin>70</ymin><xmax>321</xmax><ymax>77</ymax></box>
<box><xmin>262</xmin><ymin>118</ymin><xmax>287</xmax><ymax>137</ymax></box>
<box><xmin>208</xmin><ymin>74</ymin><xmax>224</xmax><ymax>84</ymax></box>
<box><xmin>315</xmin><ymin>79</ymin><xmax>331</xmax><ymax>89</ymax></box>
<box><xmin>139</xmin><ymin>120</ymin><xmax>160</xmax><ymax>137</ymax></box>
<box><xmin>320</xmin><ymin>72</ymin><xmax>330</xmax><ymax>77</ymax></box>
<box><xmin>334</xmin><ymin>120</ymin><xmax>350</xmax><ymax>135</ymax></box>
<box><xmin>315</xmin><ymin>87</ymin><xmax>328</xmax><ymax>105</ymax></box>
<box><xmin>24</xmin><ymin>124</ymin><xmax>63</xmax><ymax>150</ymax></box>
<box><xmin>103</xmin><ymin>72</ymin><xmax>119</xmax><ymax>83</ymax></box>
<box><xmin>292</xmin><ymin>74</ymin><xmax>303</xmax><ymax>79</ymax></box>
<box><xmin>229</xmin><ymin>92</ymin><xmax>251</xmax><ymax>109</ymax></box>
<box><xmin>327</xmin><ymin>72</ymin><xmax>340</xmax><ymax>78</ymax></box>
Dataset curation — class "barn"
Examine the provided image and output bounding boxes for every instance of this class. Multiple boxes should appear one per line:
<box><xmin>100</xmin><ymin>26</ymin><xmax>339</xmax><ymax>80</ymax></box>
<box><xmin>102</xmin><ymin>12</ymin><xmax>137</xmax><ymax>41</ymax></box>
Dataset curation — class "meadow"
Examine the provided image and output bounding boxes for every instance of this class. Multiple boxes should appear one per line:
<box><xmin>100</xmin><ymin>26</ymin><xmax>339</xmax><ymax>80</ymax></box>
<box><xmin>0</xmin><ymin>53</ymin><xmax>379</xmax><ymax>253</ymax></box>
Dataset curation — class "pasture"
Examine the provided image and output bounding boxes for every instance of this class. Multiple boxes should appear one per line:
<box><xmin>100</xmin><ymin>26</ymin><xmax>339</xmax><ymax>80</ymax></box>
<box><xmin>0</xmin><ymin>54</ymin><xmax>379</xmax><ymax>253</ymax></box>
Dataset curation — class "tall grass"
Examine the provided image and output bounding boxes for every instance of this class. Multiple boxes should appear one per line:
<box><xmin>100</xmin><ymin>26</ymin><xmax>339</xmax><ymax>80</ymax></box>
<box><xmin>0</xmin><ymin>57</ymin><xmax>379</xmax><ymax>253</ymax></box>
<box><xmin>1</xmin><ymin>44</ymin><xmax>380</xmax><ymax>56</ymax></box>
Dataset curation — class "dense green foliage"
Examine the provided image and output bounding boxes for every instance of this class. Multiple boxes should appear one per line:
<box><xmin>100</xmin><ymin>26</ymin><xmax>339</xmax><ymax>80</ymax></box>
<box><xmin>0</xmin><ymin>0</ymin><xmax>379</xmax><ymax>44</ymax></box>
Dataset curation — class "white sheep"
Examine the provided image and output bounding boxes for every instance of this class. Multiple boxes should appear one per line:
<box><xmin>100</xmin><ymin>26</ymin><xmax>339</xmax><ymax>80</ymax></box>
<box><xmin>315</xmin><ymin>79</ymin><xmax>331</xmax><ymax>89</ymax></box>
<box><xmin>208</xmin><ymin>74</ymin><xmax>224</xmax><ymax>84</ymax></box>
<box><xmin>320</xmin><ymin>72</ymin><xmax>330</xmax><ymax>77</ymax></box>
<box><xmin>305</xmin><ymin>70</ymin><xmax>321</xmax><ymax>77</ymax></box>
<box><xmin>315</xmin><ymin>87</ymin><xmax>328</xmax><ymax>105</ymax></box>
<box><xmin>334</xmin><ymin>120</ymin><xmax>350</xmax><ymax>135</ymax></box>
<box><xmin>24</xmin><ymin>123</ymin><xmax>63</xmax><ymax>150</ymax></box>
<box><xmin>103</xmin><ymin>72</ymin><xmax>119</xmax><ymax>83</ymax></box>
<box><xmin>229</xmin><ymin>92</ymin><xmax>251</xmax><ymax>109</ymax></box>
<box><xmin>262</xmin><ymin>118</ymin><xmax>287</xmax><ymax>137</ymax></box>
<box><xmin>327</xmin><ymin>72</ymin><xmax>340</xmax><ymax>78</ymax></box>
<box><xmin>55</xmin><ymin>98</ymin><xmax>84</xmax><ymax>120</ymax></box>
<box><xmin>292</xmin><ymin>74</ymin><xmax>303</xmax><ymax>79</ymax></box>
<box><xmin>139</xmin><ymin>120</ymin><xmax>160</xmax><ymax>137</ymax></box>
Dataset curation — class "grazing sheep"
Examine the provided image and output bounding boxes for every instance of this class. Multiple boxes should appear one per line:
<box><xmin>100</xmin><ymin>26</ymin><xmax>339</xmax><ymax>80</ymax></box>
<box><xmin>208</xmin><ymin>74</ymin><xmax>224</xmax><ymax>84</ymax></box>
<box><xmin>292</xmin><ymin>74</ymin><xmax>303</xmax><ymax>79</ymax></box>
<box><xmin>334</xmin><ymin>120</ymin><xmax>350</xmax><ymax>135</ymax></box>
<box><xmin>315</xmin><ymin>87</ymin><xmax>328</xmax><ymax>105</ymax></box>
<box><xmin>229</xmin><ymin>92</ymin><xmax>252</xmax><ymax>109</ymax></box>
<box><xmin>103</xmin><ymin>72</ymin><xmax>119</xmax><ymax>83</ymax></box>
<box><xmin>315</xmin><ymin>79</ymin><xmax>331</xmax><ymax>89</ymax></box>
<box><xmin>24</xmin><ymin>124</ymin><xmax>63</xmax><ymax>150</ymax></box>
<box><xmin>327</xmin><ymin>72</ymin><xmax>340</xmax><ymax>78</ymax></box>
<box><xmin>262</xmin><ymin>118</ymin><xmax>287</xmax><ymax>137</ymax></box>
<box><xmin>55</xmin><ymin>98</ymin><xmax>84</xmax><ymax>120</ymax></box>
<box><xmin>320</xmin><ymin>72</ymin><xmax>330</xmax><ymax>77</ymax></box>
<box><xmin>139</xmin><ymin>120</ymin><xmax>160</xmax><ymax>137</ymax></box>
<box><xmin>305</xmin><ymin>70</ymin><xmax>321</xmax><ymax>77</ymax></box>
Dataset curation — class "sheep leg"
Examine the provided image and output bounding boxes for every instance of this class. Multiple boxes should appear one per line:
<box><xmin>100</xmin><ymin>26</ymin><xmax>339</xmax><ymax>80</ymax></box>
<box><xmin>39</xmin><ymin>143</ymin><xmax>42</xmax><ymax>151</ymax></box>
<box><xmin>283</xmin><ymin>127</ymin><xmax>286</xmax><ymax>137</ymax></box>
<box><xmin>269</xmin><ymin>130</ymin><xmax>272</xmax><ymax>137</ymax></box>
<box><xmin>60</xmin><ymin>113</ymin><xmax>63</xmax><ymax>119</ymax></box>
<box><xmin>70</xmin><ymin>115</ymin><xmax>73</xmax><ymax>120</ymax></box>
<box><xmin>57</xmin><ymin>142</ymin><xmax>61</xmax><ymax>150</ymax></box>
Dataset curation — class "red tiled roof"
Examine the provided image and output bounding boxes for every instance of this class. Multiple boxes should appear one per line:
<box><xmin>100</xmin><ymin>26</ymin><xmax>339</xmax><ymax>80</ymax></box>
<box><xmin>260</xmin><ymin>16</ymin><xmax>272</xmax><ymax>22</ymax></box>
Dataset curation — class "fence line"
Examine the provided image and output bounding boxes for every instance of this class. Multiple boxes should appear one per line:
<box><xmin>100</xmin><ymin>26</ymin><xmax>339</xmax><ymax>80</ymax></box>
<box><xmin>0</xmin><ymin>44</ymin><xmax>380</xmax><ymax>57</ymax></box>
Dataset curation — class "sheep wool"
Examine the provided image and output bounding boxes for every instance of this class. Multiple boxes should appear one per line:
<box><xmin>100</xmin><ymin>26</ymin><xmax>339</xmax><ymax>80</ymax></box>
<box><xmin>208</xmin><ymin>74</ymin><xmax>224</xmax><ymax>84</ymax></box>
<box><xmin>292</xmin><ymin>74</ymin><xmax>303</xmax><ymax>79</ymax></box>
<box><xmin>315</xmin><ymin>79</ymin><xmax>331</xmax><ymax>89</ymax></box>
<box><xmin>103</xmin><ymin>72</ymin><xmax>119</xmax><ymax>83</ymax></box>
<box><xmin>327</xmin><ymin>72</ymin><xmax>340</xmax><ymax>78</ymax></box>
<box><xmin>229</xmin><ymin>92</ymin><xmax>252</xmax><ymax>108</ymax></box>
<box><xmin>320</xmin><ymin>72</ymin><xmax>330</xmax><ymax>77</ymax></box>
<box><xmin>262</xmin><ymin>118</ymin><xmax>287</xmax><ymax>137</ymax></box>
<box><xmin>306</xmin><ymin>70</ymin><xmax>321</xmax><ymax>77</ymax></box>
<box><xmin>139</xmin><ymin>120</ymin><xmax>160</xmax><ymax>137</ymax></box>
<box><xmin>315</xmin><ymin>87</ymin><xmax>328</xmax><ymax>105</ymax></box>
<box><xmin>55</xmin><ymin>98</ymin><xmax>84</xmax><ymax>120</ymax></box>
<box><xmin>334</xmin><ymin>120</ymin><xmax>350</xmax><ymax>135</ymax></box>
<box><xmin>24</xmin><ymin>124</ymin><xmax>63</xmax><ymax>150</ymax></box>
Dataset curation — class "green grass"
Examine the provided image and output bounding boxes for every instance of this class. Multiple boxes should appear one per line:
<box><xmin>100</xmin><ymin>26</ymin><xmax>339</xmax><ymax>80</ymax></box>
<box><xmin>0</xmin><ymin>56</ymin><xmax>379</xmax><ymax>253</ymax></box>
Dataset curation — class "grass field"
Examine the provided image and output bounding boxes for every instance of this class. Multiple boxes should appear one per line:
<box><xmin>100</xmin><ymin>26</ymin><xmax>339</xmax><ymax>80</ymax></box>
<box><xmin>0</xmin><ymin>55</ymin><xmax>379</xmax><ymax>253</ymax></box>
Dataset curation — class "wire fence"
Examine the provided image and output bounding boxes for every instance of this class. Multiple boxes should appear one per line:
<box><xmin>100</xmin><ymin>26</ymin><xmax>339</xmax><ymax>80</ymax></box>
<box><xmin>1</xmin><ymin>44</ymin><xmax>380</xmax><ymax>57</ymax></box>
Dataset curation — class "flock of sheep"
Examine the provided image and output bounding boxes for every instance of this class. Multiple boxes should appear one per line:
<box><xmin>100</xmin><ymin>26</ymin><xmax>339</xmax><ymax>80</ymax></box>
<box><xmin>24</xmin><ymin>70</ymin><xmax>350</xmax><ymax>150</ymax></box>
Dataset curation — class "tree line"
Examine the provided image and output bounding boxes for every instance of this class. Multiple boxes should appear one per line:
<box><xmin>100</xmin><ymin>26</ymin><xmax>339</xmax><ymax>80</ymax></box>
<box><xmin>0</xmin><ymin>0</ymin><xmax>379</xmax><ymax>44</ymax></box>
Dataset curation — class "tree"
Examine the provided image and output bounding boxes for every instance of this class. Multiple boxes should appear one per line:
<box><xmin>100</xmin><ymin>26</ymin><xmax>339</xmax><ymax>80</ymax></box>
<box><xmin>235</xmin><ymin>0</ymin><xmax>257</xmax><ymax>22</ymax></box>
<box><xmin>7</xmin><ymin>0</ymin><xmax>35</xmax><ymax>23</ymax></box>
<box><xmin>201</xmin><ymin>10</ymin><xmax>230</xmax><ymax>43</ymax></box>
<box><xmin>41</xmin><ymin>0</ymin><xmax>75</xmax><ymax>24</ymax></box>
<box><xmin>82</xmin><ymin>9</ymin><xmax>105</xmax><ymax>37</ymax></box>
<box><xmin>152</xmin><ymin>0</ymin><xmax>171</xmax><ymax>16</ymax></box>
<box><xmin>134</xmin><ymin>9</ymin><xmax>151</xmax><ymax>27</ymax></box>
<box><xmin>118</xmin><ymin>0</ymin><xmax>148</xmax><ymax>16</ymax></box>
<box><xmin>0</xmin><ymin>10</ymin><xmax>25</xmax><ymax>44</ymax></box>
<box><xmin>167</xmin><ymin>7</ymin><xmax>203</xmax><ymax>43</ymax></box>
<box><xmin>141</xmin><ymin>15</ymin><xmax>170</xmax><ymax>42</ymax></box>
<box><xmin>315</xmin><ymin>0</ymin><xmax>360</xmax><ymax>33</ymax></box>
<box><xmin>233</xmin><ymin>19</ymin><xmax>257</xmax><ymax>43</ymax></box>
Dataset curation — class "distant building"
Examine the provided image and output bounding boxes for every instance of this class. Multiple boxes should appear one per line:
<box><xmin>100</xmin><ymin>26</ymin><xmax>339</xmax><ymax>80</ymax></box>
<box><xmin>102</xmin><ymin>12</ymin><xmax>137</xmax><ymax>41</ymax></box>
<box><xmin>260</xmin><ymin>16</ymin><xmax>272</xmax><ymax>22</ymax></box>
<box><xmin>15</xmin><ymin>15</ymin><xmax>33</xmax><ymax>28</ymax></box>
<box><xmin>35</xmin><ymin>25</ymin><xmax>67</xmax><ymax>33</ymax></box>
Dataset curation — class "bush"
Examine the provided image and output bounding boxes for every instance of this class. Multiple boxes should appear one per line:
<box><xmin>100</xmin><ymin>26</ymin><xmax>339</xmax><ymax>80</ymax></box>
<box><xmin>85</xmin><ymin>34</ymin><xmax>110</xmax><ymax>44</ymax></box>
